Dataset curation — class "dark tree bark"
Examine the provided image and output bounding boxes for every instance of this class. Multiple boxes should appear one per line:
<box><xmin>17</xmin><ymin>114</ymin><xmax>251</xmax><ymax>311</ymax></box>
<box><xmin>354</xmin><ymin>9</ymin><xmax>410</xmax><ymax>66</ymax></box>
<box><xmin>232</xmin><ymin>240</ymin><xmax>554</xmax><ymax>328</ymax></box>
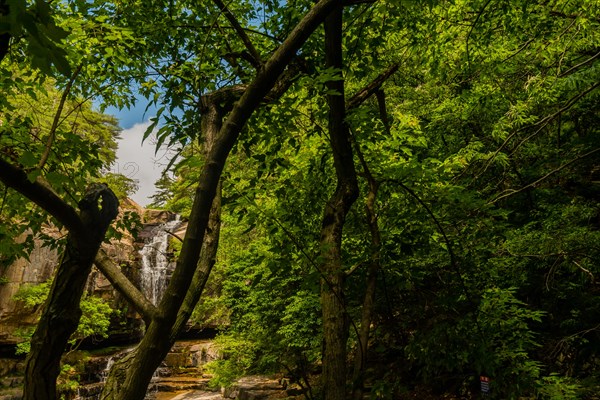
<box><xmin>320</xmin><ymin>6</ymin><xmax>359</xmax><ymax>400</ymax></box>
<box><xmin>170</xmin><ymin>97</ymin><xmax>224</xmax><ymax>340</ymax></box>
<box><xmin>351</xmin><ymin>171</ymin><xmax>381</xmax><ymax>400</ymax></box>
<box><xmin>95</xmin><ymin>249</ymin><xmax>157</xmax><ymax>323</ymax></box>
<box><xmin>23</xmin><ymin>184</ymin><xmax>118</xmax><ymax>400</ymax></box>
<box><xmin>0</xmin><ymin>0</ymin><xmax>10</xmax><ymax>63</ymax></box>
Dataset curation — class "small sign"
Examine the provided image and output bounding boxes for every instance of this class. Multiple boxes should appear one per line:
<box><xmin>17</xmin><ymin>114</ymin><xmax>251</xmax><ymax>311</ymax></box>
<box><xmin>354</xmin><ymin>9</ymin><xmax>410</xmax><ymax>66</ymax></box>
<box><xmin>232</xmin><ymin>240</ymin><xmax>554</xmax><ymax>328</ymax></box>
<box><xmin>480</xmin><ymin>375</ymin><xmax>491</xmax><ymax>395</ymax></box>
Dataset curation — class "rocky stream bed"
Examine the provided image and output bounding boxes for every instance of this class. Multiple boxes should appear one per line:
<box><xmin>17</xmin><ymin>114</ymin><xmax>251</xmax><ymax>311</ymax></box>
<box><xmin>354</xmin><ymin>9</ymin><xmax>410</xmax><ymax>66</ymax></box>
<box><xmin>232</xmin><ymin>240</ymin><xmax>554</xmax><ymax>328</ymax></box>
<box><xmin>0</xmin><ymin>339</ymin><xmax>305</xmax><ymax>400</ymax></box>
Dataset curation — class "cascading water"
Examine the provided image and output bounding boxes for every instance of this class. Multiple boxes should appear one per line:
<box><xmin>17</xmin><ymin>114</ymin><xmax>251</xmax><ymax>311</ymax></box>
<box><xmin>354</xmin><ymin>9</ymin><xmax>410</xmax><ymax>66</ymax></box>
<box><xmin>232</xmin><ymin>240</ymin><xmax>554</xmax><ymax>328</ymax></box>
<box><xmin>139</xmin><ymin>216</ymin><xmax>182</xmax><ymax>305</ymax></box>
<box><xmin>99</xmin><ymin>356</ymin><xmax>115</xmax><ymax>382</ymax></box>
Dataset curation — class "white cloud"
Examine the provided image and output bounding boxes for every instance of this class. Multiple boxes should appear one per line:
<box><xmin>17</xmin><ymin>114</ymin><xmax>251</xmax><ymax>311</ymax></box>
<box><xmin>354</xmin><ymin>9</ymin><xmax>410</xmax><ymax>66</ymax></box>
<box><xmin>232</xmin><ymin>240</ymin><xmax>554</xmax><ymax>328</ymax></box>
<box><xmin>113</xmin><ymin>121</ymin><xmax>170</xmax><ymax>207</ymax></box>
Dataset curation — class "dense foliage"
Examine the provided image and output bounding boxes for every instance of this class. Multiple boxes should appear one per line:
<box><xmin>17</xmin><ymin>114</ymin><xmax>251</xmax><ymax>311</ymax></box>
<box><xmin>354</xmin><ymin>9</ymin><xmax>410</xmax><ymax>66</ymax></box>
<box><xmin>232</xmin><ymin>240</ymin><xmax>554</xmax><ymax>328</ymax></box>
<box><xmin>156</xmin><ymin>0</ymin><xmax>599</xmax><ymax>398</ymax></box>
<box><xmin>1</xmin><ymin>0</ymin><xmax>598</xmax><ymax>399</ymax></box>
<box><xmin>13</xmin><ymin>281</ymin><xmax>115</xmax><ymax>355</ymax></box>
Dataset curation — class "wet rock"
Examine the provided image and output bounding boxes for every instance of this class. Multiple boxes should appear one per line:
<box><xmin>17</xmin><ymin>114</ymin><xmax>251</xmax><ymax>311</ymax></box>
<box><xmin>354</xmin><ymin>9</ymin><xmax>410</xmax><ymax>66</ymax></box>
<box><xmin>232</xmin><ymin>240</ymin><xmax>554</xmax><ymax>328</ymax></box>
<box><xmin>142</xmin><ymin>209</ymin><xmax>180</xmax><ymax>226</ymax></box>
<box><xmin>0</xmin><ymin>389</ymin><xmax>23</xmax><ymax>400</ymax></box>
<box><xmin>77</xmin><ymin>382</ymin><xmax>104</xmax><ymax>399</ymax></box>
<box><xmin>222</xmin><ymin>376</ymin><xmax>287</xmax><ymax>400</ymax></box>
<box><xmin>0</xmin><ymin>360</ymin><xmax>22</xmax><ymax>378</ymax></box>
<box><xmin>165</xmin><ymin>340</ymin><xmax>219</xmax><ymax>371</ymax></box>
<box><xmin>154</xmin><ymin>376</ymin><xmax>212</xmax><ymax>392</ymax></box>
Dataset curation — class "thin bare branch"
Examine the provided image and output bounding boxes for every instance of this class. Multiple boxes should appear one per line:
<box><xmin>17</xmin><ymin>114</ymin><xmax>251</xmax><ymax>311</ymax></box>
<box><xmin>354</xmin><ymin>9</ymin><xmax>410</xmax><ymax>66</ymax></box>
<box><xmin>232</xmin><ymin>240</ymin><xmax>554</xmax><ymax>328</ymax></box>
<box><xmin>478</xmin><ymin>80</ymin><xmax>600</xmax><ymax>178</ymax></box>
<box><xmin>344</xmin><ymin>261</ymin><xmax>366</xmax><ymax>277</ymax></box>
<box><xmin>347</xmin><ymin>63</ymin><xmax>399</xmax><ymax>109</ymax></box>
<box><xmin>507</xmin><ymin>81</ymin><xmax>598</xmax><ymax>155</ymax></box>
<box><xmin>164</xmin><ymin>229</ymin><xmax>184</xmax><ymax>243</ymax></box>
<box><xmin>572</xmin><ymin>259</ymin><xmax>594</xmax><ymax>283</ymax></box>
<box><xmin>490</xmin><ymin>148</ymin><xmax>600</xmax><ymax>204</ymax></box>
<box><xmin>559</xmin><ymin>50</ymin><xmax>600</xmax><ymax>77</ymax></box>
<box><xmin>465</xmin><ymin>0</ymin><xmax>493</xmax><ymax>68</ymax></box>
<box><xmin>212</xmin><ymin>0</ymin><xmax>263</xmax><ymax>69</ymax></box>
<box><xmin>38</xmin><ymin>64</ymin><xmax>83</xmax><ymax>171</ymax></box>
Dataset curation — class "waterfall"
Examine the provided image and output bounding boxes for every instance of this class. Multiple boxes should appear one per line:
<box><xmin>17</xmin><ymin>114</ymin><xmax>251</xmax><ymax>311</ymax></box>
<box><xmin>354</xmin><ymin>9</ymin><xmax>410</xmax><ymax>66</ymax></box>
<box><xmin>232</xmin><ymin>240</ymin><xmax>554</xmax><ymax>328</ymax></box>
<box><xmin>99</xmin><ymin>356</ymin><xmax>115</xmax><ymax>382</ymax></box>
<box><xmin>139</xmin><ymin>216</ymin><xmax>182</xmax><ymax>305</ymax></box>
<box><xmin>75</xmin><ymin>354</ymin><xmax>118</xmax><ymax>400</ymax></box>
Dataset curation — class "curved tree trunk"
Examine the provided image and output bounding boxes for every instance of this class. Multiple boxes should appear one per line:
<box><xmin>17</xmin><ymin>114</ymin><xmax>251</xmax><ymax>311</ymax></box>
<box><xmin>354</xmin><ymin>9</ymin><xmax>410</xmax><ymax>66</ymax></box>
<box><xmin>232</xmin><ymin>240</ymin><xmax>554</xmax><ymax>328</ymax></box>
<box><xmin>171</xmin><ymin>98</ymin><xmax>223</xmax><ymax>340</ymax></box>
<box><xmin>100</xmin><ymin>126</ymin><xmax>229</xmax><ymax>400</ymax></box>
<box><xmin>320</xmin><ymin>6</ymin><xmax>359</xmax><ymax>400</ymax></box>
<box><xmin>102</xmin><ymin>101</ymin><xmax>225</xmax><ymax>400</ymax></box>
<box><xmin>23</xmin><ymin>184</ymin><xmax>118</xmax><ymax>400</ymax></box>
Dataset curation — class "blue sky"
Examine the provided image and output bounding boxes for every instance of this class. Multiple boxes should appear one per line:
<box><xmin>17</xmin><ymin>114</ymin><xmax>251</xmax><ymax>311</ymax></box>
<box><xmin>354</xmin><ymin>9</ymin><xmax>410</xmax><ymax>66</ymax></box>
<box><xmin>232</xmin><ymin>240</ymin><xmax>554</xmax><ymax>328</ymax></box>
<box><xmin>105</xmin><ymin>101</ymin><xmax>156</xmax><ymax>130</ymax></box>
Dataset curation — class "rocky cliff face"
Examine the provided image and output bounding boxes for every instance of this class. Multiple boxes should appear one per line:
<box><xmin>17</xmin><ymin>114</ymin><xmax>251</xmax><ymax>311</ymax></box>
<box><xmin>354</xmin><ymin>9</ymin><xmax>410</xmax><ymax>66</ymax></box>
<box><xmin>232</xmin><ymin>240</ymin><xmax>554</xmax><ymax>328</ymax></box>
<box><xmin>0</xmin><ymin>199</ymin><xmax>182</xmax><ymax>349</ymax></box>
<box><xmin>0</xmin><ymin>225</ymin><xmax>61</xmax><ymax>347</ymax></box>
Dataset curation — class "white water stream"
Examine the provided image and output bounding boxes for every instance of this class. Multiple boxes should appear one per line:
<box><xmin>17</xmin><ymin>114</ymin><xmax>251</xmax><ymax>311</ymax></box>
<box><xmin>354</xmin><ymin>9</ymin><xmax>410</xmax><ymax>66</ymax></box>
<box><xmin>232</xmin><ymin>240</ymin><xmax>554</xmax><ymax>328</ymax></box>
<box><xmin>139</xmin><ymin>217</ymin><xmax>182</xmax><ymax>305</ymax></box>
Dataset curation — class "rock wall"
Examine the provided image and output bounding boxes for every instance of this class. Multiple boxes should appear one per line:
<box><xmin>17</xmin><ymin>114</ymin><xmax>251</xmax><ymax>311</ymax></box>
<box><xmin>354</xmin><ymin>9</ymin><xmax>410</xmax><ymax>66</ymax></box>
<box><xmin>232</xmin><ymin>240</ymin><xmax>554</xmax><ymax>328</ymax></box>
<box><xmin>0</xmin><ymin>226</ymin><xmax>61</xmax><ymax>347</ymax></box>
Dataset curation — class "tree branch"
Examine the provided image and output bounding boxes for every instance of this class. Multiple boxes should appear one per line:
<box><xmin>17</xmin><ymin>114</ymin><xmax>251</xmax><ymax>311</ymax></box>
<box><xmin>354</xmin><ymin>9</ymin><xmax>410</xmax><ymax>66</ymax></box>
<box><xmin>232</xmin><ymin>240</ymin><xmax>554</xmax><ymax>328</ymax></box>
<box><xmin>94</xmin><ymin>249</ymin><xmax>157</xmax><ymax>323</ymax></box>
<box><xmin>37</xmin><ymin>64</ymin><xmax>83</xmax><ymax>171</ymax></box>
<box><xmin>164</xmin><ymin>229</ymin><xmax>184</xmax><ymax>243</ymax></box>
<box><xmin>162</xmin><ymin>0</ymin><xmax>352</xmax><ymax>320</ymax></box>
<box><xmin>344</xmin><ymin>261</ymin><xmax>366</xmax><ymax>277</ymax></box>
<box><xmin>375</xmin><ymin>89</ymin><xmax>391</xmax><ymax>135</ymax></box>
<box><xmin>508</xmin><ymin>81</ymin><xmax>600</xmax><ymax>157</ymax></box>
<box><xmin>478</xmin><ymin>80</ymin><xmax>600</xmax><ymax>179</ymax></box>
<box><xmin>559</xmin><ymin>50</ymin><xmax>600</xmax><ymax>77</ymax></box>
<box><xmin>550</xmin><ymin>10</ymin><xmax>600</xmax><ymax>23</ymax></box>
<box><xmin>0</xmin><ymin>157</ymin><xmax>83</xmax><ymax>233</ymax></box>
<box><xmin>490</xmin><ymin>148</ymin><xmax>600</xmax><ymax>204</ymax></box>
<box><xmin>212</xmin><ymin>0</ymin><xmax>263</xmax><ymax>69</ymax></box>
<box><xmin>218</xmin><ymin>0</ymin><xmax>350</xmax><ymax>136</ymax></box>
<box><xmin>346</xmin><ymin>63</ymin><xmax>399</xmax><ymax>110</ymax></box>
<box><xmin>0</xmin><ymin>0</ymin><xmax>9</xmax><ymax>63</ymax></box>
<box><xmin>465</xmin><ymin>0</ymin><xmax>493</xmax><ymax>67</ymax></box>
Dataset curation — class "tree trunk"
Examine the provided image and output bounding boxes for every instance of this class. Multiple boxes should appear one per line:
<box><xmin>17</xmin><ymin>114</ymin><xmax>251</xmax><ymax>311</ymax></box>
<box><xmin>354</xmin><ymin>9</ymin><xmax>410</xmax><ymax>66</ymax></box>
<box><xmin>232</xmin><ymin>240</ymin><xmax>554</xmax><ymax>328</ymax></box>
<box><xmin>320</xmin><ymin>6</ymin><xmax>358</xmax><ymax>400</ymax></box>
<box><xmin>0</xmin><ymin>0</ymin><xmax>9</xmax><ymax>63</ymax></box>
<box><xmin>349</xmin><ymin>89</ymin><xmax>389</xmax><ymax>400</ymax></box>
<box><xmin>23</xmin><ymin>184</ymin><xmax>118</xmax><ymax>400</ymax></box>
<box><xmin>171</xmin><ymin>98</ymin><xmax>223</xmax><ymax>339</ymax></box>
<box><xmin>171</xmin><ymin>180</ymin><xmax>221</xmax><ymax>339</ymax></box>
<box><xmin>351</xmin><ymin>180</ymin><xmax>380</xmax><ymax>400</ymax></box>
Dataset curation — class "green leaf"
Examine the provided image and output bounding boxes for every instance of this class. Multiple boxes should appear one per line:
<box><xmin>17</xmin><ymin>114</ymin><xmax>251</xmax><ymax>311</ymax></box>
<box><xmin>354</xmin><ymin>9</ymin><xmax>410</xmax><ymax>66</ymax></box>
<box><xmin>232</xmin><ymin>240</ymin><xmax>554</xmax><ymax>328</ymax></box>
<box><xmin>18</xmin><ymin>151</ymin><xmax>38</xmax><ymax>167</ymax></box>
